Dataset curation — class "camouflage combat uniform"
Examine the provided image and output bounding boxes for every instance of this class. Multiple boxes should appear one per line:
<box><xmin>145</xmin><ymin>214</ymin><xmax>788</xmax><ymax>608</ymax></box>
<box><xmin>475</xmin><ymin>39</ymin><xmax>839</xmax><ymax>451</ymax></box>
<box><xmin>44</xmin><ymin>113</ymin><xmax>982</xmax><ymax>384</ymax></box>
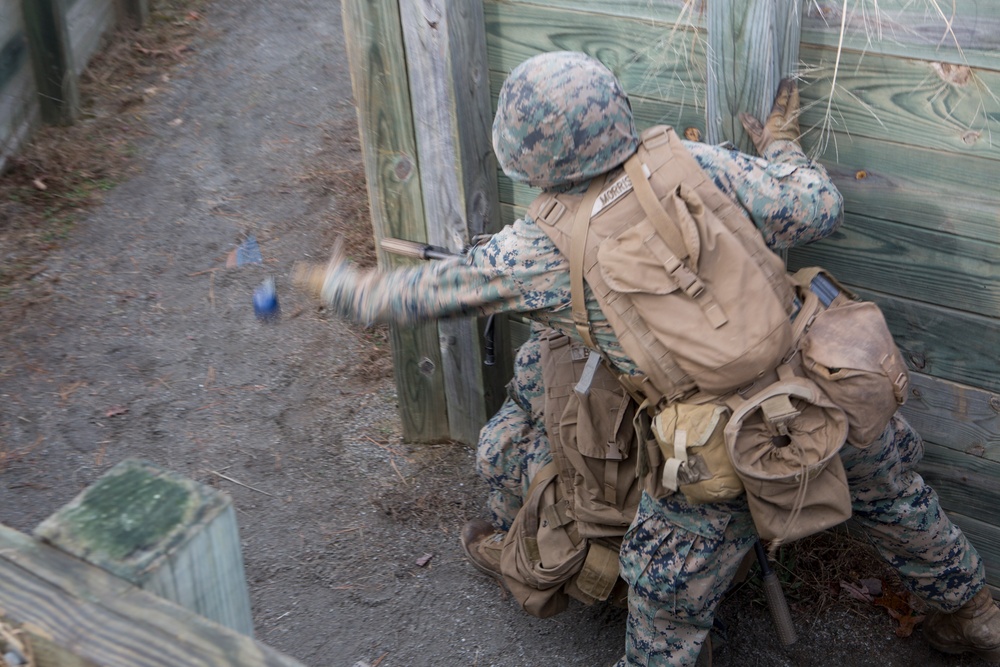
<box><xmin>310</xmin><ymin>52</ymin><xmax>986</xmax><ymax>666</ymax></box>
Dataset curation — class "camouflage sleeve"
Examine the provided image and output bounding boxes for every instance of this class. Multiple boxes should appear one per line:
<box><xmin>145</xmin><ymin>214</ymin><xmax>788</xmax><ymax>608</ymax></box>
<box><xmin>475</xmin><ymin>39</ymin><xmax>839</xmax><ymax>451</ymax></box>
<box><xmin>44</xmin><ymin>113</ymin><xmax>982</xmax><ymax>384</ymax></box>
<box><xmin>317</xmin><ymin>218</ymin><xmax>569</xmax><ymax>325</ymax></box>
<box><xmin>685</xmin><ymin>139</ymin><xmax>844</xmax><ymax>250</ymax></box>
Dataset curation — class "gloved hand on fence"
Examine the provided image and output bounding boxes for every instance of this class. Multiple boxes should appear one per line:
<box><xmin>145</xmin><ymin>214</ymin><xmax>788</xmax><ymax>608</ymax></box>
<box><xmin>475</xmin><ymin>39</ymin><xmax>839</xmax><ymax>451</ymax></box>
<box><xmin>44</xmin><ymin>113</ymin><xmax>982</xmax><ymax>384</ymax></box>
<box><xmin>739</xmin><ymin>77</ymin><xmax>801</xmax><ymax>155</ymax></box>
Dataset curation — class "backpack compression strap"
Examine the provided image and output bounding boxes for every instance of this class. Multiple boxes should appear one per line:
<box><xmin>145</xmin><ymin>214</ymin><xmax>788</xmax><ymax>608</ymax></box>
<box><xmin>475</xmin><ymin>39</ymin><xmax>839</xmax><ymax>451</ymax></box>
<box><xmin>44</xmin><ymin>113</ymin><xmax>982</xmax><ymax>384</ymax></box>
<box><xmin>569</xmin><ymin>176</ymin><xmax>607</xmax><ymax>350</ymax></box>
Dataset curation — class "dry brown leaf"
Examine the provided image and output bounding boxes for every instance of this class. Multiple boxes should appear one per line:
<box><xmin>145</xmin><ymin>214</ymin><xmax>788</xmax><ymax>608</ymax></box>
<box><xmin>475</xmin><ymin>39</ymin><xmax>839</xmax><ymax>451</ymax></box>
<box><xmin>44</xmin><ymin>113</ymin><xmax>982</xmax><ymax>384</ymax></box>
<box><xmin>875</xmin><ymin>589</ymin><xmax>924</xmax><ymax>638</ymax></box>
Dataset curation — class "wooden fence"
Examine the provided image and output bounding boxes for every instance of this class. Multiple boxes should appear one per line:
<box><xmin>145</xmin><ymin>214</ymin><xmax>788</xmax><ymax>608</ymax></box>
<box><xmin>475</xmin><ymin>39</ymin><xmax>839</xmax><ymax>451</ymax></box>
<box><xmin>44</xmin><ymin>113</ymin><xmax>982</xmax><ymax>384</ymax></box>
<box><xmin>343</xmin><ymin>0</ymin><xmax>1000</xmax><ymax>589</ymax></box>
<box><xmin>1</xmin><ymin>459</ymin><xmax>305</xmax><ymax>666</ymax></box>
<box><xmin>0</xmin><ymin>0</ymin><xmax>147</xmax><ymax>170</ymax></box>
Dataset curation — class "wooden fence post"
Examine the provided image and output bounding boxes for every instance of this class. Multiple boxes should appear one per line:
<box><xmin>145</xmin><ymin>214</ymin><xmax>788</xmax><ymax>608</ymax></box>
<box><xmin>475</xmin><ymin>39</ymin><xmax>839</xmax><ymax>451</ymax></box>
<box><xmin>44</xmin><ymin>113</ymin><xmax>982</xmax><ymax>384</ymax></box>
<box><xmin>20</xmin><ymin>0</ymin><xmax>79</xmax><ymax>125</ymax></box>
<box><xmin>34</xmin><ymin>459</ymin><xmax>255</xmax><ymax>636</ymax></box>
<box><xmin>342</xmin><ymin>0</ymin><xmax>451</xmax><ymax>443</ymax></box>
<box><xmin>706</xmin><ymin>0</ymin><xmax>802</xmax><ymax>150</ymax></box>
<box><xmin>0</xmin><ymin>523</ymin><xmax>306</xmax><ymax>666</ymax></box>
<box><xmin>399</xmin><ymin>0</ymin><xmax>509</xmax><ymax>444</ymax></box>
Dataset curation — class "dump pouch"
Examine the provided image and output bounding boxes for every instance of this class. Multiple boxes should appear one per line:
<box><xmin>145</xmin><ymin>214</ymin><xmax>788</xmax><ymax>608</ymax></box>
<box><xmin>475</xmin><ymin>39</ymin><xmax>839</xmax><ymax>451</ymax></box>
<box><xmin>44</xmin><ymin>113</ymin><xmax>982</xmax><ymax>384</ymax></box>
<box><xmin>724</xmin><ymin>369</ymin><xmax>851</xmax><ymax>545</ymax></box>
<box><xmin>500</xmin><ymin>463</ymin><xmax>585</xmax><ymax>618</ymax></box>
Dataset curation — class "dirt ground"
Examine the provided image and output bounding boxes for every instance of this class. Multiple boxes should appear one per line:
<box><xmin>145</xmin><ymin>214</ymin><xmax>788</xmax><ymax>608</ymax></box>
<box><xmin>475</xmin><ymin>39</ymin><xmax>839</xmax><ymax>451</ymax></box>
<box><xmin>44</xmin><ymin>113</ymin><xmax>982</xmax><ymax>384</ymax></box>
<box><xmin>0</xmin><ymin>1</ymin><xmax>994</xmax><ymax>666</ymax></box>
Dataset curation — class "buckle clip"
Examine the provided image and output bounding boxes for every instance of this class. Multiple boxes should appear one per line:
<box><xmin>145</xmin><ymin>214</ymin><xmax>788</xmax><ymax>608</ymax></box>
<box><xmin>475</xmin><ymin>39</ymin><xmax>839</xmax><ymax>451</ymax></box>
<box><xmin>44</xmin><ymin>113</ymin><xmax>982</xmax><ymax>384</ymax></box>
<box><xmin>536</xmin><ymin>198</ymin><xmax>566</xmax><ymax>225</ymax></box>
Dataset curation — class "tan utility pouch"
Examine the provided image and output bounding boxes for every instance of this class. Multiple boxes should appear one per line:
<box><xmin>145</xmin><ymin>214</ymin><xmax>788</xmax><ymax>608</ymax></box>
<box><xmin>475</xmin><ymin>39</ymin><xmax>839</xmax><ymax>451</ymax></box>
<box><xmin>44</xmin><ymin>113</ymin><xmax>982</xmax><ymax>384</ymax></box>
<box><xmin>792</xmin><ymin>268</ymin><xmax>909</xmax><ymax>446</ymax></box>
<box><xmin>724</xmin><ymin>368</ymin><xmax>851</xmax><ymax>546</ymax></box>
<box><xmin>497</xmin><ymin>330</ymin><xmax>638</xmax><ymax>619</ymax></box>
<box><xmin>543</xmin><ymin>331</ymin><xmax>641</xmax><ymax>539</ymax></box>
<box><xmin>652</xmin><ymin>402</ymin><xmax>743</xmax><ymax>504</ymax></box>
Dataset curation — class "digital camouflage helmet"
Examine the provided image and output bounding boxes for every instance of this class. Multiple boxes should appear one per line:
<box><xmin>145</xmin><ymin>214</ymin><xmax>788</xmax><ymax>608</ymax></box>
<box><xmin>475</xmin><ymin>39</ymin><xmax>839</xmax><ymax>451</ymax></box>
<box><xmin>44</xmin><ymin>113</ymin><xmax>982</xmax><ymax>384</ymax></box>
<box><xmin>492</xmin><ymin>51</ymin><xmax>638</xmax><ymax>190</ymax></box>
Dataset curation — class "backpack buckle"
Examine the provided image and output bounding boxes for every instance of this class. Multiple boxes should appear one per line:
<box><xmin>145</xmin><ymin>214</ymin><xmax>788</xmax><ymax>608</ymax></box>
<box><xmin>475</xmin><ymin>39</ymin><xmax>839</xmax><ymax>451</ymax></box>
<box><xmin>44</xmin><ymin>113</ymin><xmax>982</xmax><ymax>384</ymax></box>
<box><xmin>641</xmin><ymin>125</ymin><xmax>671</xmax><ymax>149</ymax></box>
<box><xmin>535</xmin><ymin>197</ymin><xmax>566</xmax><ymax>226</ymax></box>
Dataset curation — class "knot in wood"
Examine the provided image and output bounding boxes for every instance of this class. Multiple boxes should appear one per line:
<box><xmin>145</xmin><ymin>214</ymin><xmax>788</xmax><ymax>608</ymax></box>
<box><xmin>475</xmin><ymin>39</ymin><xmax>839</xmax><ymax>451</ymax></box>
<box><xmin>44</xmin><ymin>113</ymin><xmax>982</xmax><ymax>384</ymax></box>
<box><xmin>418</xmin><ymin>357</ymin><xmax>436</xmax><ymax>377</ymax></box>
<box><xmin>394</xmin><ymin>156</ymin><xmax>413</xmax><ymax>181</ymax></box>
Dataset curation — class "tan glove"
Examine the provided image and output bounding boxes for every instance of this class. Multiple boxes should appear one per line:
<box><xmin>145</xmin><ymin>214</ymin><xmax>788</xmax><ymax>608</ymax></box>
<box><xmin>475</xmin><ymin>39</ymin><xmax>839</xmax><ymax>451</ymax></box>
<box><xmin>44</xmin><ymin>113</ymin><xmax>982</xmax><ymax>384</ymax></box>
<box><xmin>292</xmin><ymin>236</ymin><xmax>346</xmax><ymax>298</ymax></box>
<box><xmin>738</xmin><ymin>77</ymin><xmax>801</xmax><ymax>155</ymax></box>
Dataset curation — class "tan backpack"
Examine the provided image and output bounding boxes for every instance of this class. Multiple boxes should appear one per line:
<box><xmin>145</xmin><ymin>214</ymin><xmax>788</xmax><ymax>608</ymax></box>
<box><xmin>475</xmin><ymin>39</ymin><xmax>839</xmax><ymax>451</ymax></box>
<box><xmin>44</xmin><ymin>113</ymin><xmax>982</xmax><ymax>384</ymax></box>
<box><xmin>528</xmin><ymin>125</ymin><xmax>797</xmax><ymax>407</ymax></box>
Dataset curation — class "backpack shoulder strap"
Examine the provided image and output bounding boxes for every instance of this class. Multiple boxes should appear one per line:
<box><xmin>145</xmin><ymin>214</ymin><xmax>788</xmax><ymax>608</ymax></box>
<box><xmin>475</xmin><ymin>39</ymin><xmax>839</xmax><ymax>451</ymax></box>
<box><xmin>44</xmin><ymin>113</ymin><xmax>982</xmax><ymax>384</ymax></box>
<box><xmin>569</xmin><ymin>176</ymin><xmax>606</xmax><ymax>350</ymax></box>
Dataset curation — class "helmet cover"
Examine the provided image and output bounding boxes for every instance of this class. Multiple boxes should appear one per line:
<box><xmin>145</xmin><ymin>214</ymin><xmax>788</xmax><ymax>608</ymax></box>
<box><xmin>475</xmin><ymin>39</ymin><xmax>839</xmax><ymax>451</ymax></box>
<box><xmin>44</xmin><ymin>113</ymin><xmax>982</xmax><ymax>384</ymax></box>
<box><xmin>492</xmin><ymin>51</ymin><xmax>638</xmax><ymax>189</ymax></box>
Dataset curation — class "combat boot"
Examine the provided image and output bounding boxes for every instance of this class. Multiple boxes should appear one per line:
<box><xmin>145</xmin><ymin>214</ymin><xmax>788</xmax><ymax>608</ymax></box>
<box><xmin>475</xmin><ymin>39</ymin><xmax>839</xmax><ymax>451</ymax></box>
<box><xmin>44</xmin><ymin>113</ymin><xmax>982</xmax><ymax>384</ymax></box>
<box><xmin>460</xmin><ymin>519</ymin><xmax>505</xmax><ymax>580</ymax></box>
<box><xmin>924</xmin><ymin>588</ymin><xmax>1000</xmax><ymax>662</ymax></box>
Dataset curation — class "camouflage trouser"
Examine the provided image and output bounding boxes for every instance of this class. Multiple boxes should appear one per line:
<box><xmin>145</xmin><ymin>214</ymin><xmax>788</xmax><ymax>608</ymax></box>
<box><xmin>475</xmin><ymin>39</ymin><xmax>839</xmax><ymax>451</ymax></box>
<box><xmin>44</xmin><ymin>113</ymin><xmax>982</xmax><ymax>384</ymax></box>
<box><xmin>477</xmin><ymin>335</ymin><xmax>985</xmax><ymax>665</ymax></box>
<box><xmin>616</xmin><ymin>413</ymin><xmax>985</xmax><ymax>666</ymax></box>
<box><xmin>476</xmin><ymin>334</ymin><xmax>551</xmax><ymax>531</ymax></box>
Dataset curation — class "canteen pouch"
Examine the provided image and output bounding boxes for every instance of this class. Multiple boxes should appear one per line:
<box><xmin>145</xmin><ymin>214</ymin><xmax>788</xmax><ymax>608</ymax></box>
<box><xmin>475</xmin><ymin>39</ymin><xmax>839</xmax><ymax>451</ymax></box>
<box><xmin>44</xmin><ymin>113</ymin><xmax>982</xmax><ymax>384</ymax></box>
<box><xmin>652</xmin><ymin>402</ymin><xmax>744</xmax><ymax>504</ymax></box>
<box><xmin>792</xmin><ymin>268</ymin><xmax>909</xmax><ymax>447</ymax></box>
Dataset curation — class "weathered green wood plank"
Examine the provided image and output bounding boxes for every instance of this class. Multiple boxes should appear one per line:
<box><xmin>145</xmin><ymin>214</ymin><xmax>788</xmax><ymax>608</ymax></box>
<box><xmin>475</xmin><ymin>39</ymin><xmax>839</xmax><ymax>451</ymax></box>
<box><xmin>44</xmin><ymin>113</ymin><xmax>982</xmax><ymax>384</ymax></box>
<box><xmin>389</xmin><ymin>312</ymin><xmax>452</xmax><ymax>441</ymax></box>
<box><xmin>706</xmin><ymin>1</ymin><xmax>800</xmax><ymax>151</ymax></box>
<box><xmin>631</xmin><ymin>92</ymin><xmax>709</xmax><ymax>138</ymax></box>
<box><xmin>35</xmin><ymin>459</ymin><xmax>254</xmax><ymax>636</ymax></box>
<box><xmin>485</xmin><ymin>3</ymin><xmax>1000</xmax><ymax>161</ymax></box>
<box><xmin>485</xmin><ymin>2</ymin><xmax>708</xmax><ymax>106</ymax></box>
<box><xmin>852</xmin><ymin>288</ymin><xmax>999</xmax><ymax>393</ymax></box>
<box><xmin>485</xmin><ymin>0</ymin><xmax>695</xmax><ymax>25</ymax></box>
<box><xmin>342</xmin><ymin>0</ymin><xmax>450</xmax><ymax>442</ymax></box>
<box><xmin>802</xmin><ymin>0</ymin><xmax>1000</xmax><ymax>69</ymax></box>
<box><xmin>0</xmin><ymin>524</ymin><xmax>306</xmax><ymax>667</ymax></box>
<box><xmin>902</xmin><ymin>373</ymin><xmax>1000</xmax><ymax>461</ymax></box>
<box><xmin>499</xmin><ymin>201</ymin><xmax>524</xmax><ymax>228</ymax></box>
<box><xmin>919</xmin><ymin>442</ymin><xmax>1000</xmax><ymax>518</ymax></box>
<box><xmin>487</xmin><ymin>0</ymin><xmax>1000</xmax><ymax>68</ymax></box>
<box><xmin>65</xmin><ymin>0</ymin><xmax>117</xmax><ymax>77</ymax></box>
<box><xmin>798</xmin><ymin>44</ymin><xmax>1000</xmax><ymax>162</ymax></box>
<box><xmin>22</xmin><ymin>0</ymin><xmax>79</xmax><ymax>124</ymax></box>
<box><xmin>942</xmin><ymin>512</ymin><xmax>1000</xmax><ymax>591</ymax></box>
<box><xmin>400</xmin><ymin>0</ymin><xmax>504</xmax><ymax>444</ymax></box>
<box><xmin>787</xmin><ymin>214</ymin><xmax>1000</xmax><ymax>319</ymax></box>
<box><xmin>818</xmin><ymin>138</ymin><xmax>1000</xmax><ymax>244</ymax></box>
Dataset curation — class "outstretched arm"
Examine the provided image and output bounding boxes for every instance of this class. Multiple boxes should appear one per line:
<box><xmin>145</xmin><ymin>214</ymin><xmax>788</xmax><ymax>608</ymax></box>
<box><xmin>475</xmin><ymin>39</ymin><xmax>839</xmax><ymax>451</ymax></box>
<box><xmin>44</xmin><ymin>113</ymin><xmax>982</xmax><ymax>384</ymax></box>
<box><xmin>293</xmin><ymin>219</ymin><xmax>567</xmax><ymax>326</ymax></box>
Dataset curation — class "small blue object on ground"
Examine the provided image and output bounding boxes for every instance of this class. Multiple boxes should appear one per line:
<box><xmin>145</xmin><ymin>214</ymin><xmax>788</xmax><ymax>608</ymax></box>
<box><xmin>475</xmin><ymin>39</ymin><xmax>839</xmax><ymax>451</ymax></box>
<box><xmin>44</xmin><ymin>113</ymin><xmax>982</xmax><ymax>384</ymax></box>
<box><xmin>236</xmin><ymin>236</ymin><xmax>263</xmax><ymax>265</ymax></box>
<box><xmin>253</xmin><ymin>277</ymin><xmax>280</xmax><ymax>321</ymax></box>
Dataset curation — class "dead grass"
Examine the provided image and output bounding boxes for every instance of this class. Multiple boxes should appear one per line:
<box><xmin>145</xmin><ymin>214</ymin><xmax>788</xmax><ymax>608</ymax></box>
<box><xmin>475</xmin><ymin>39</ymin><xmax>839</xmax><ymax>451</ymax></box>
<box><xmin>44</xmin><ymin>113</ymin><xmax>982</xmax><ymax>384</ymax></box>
<box><xmin>0</xmin><ymin>0</ymin><xmax>209</xmax><ymax>302</ymax></box>
<box><xmin>370</xmin><ymin>443</ymin><xmax>476</xmax><ymax>531</ymax></box>
<box><xmin>729</xmin><ymin>527</ymin><xmax>926</xmax><ymax>636</ymax></box>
